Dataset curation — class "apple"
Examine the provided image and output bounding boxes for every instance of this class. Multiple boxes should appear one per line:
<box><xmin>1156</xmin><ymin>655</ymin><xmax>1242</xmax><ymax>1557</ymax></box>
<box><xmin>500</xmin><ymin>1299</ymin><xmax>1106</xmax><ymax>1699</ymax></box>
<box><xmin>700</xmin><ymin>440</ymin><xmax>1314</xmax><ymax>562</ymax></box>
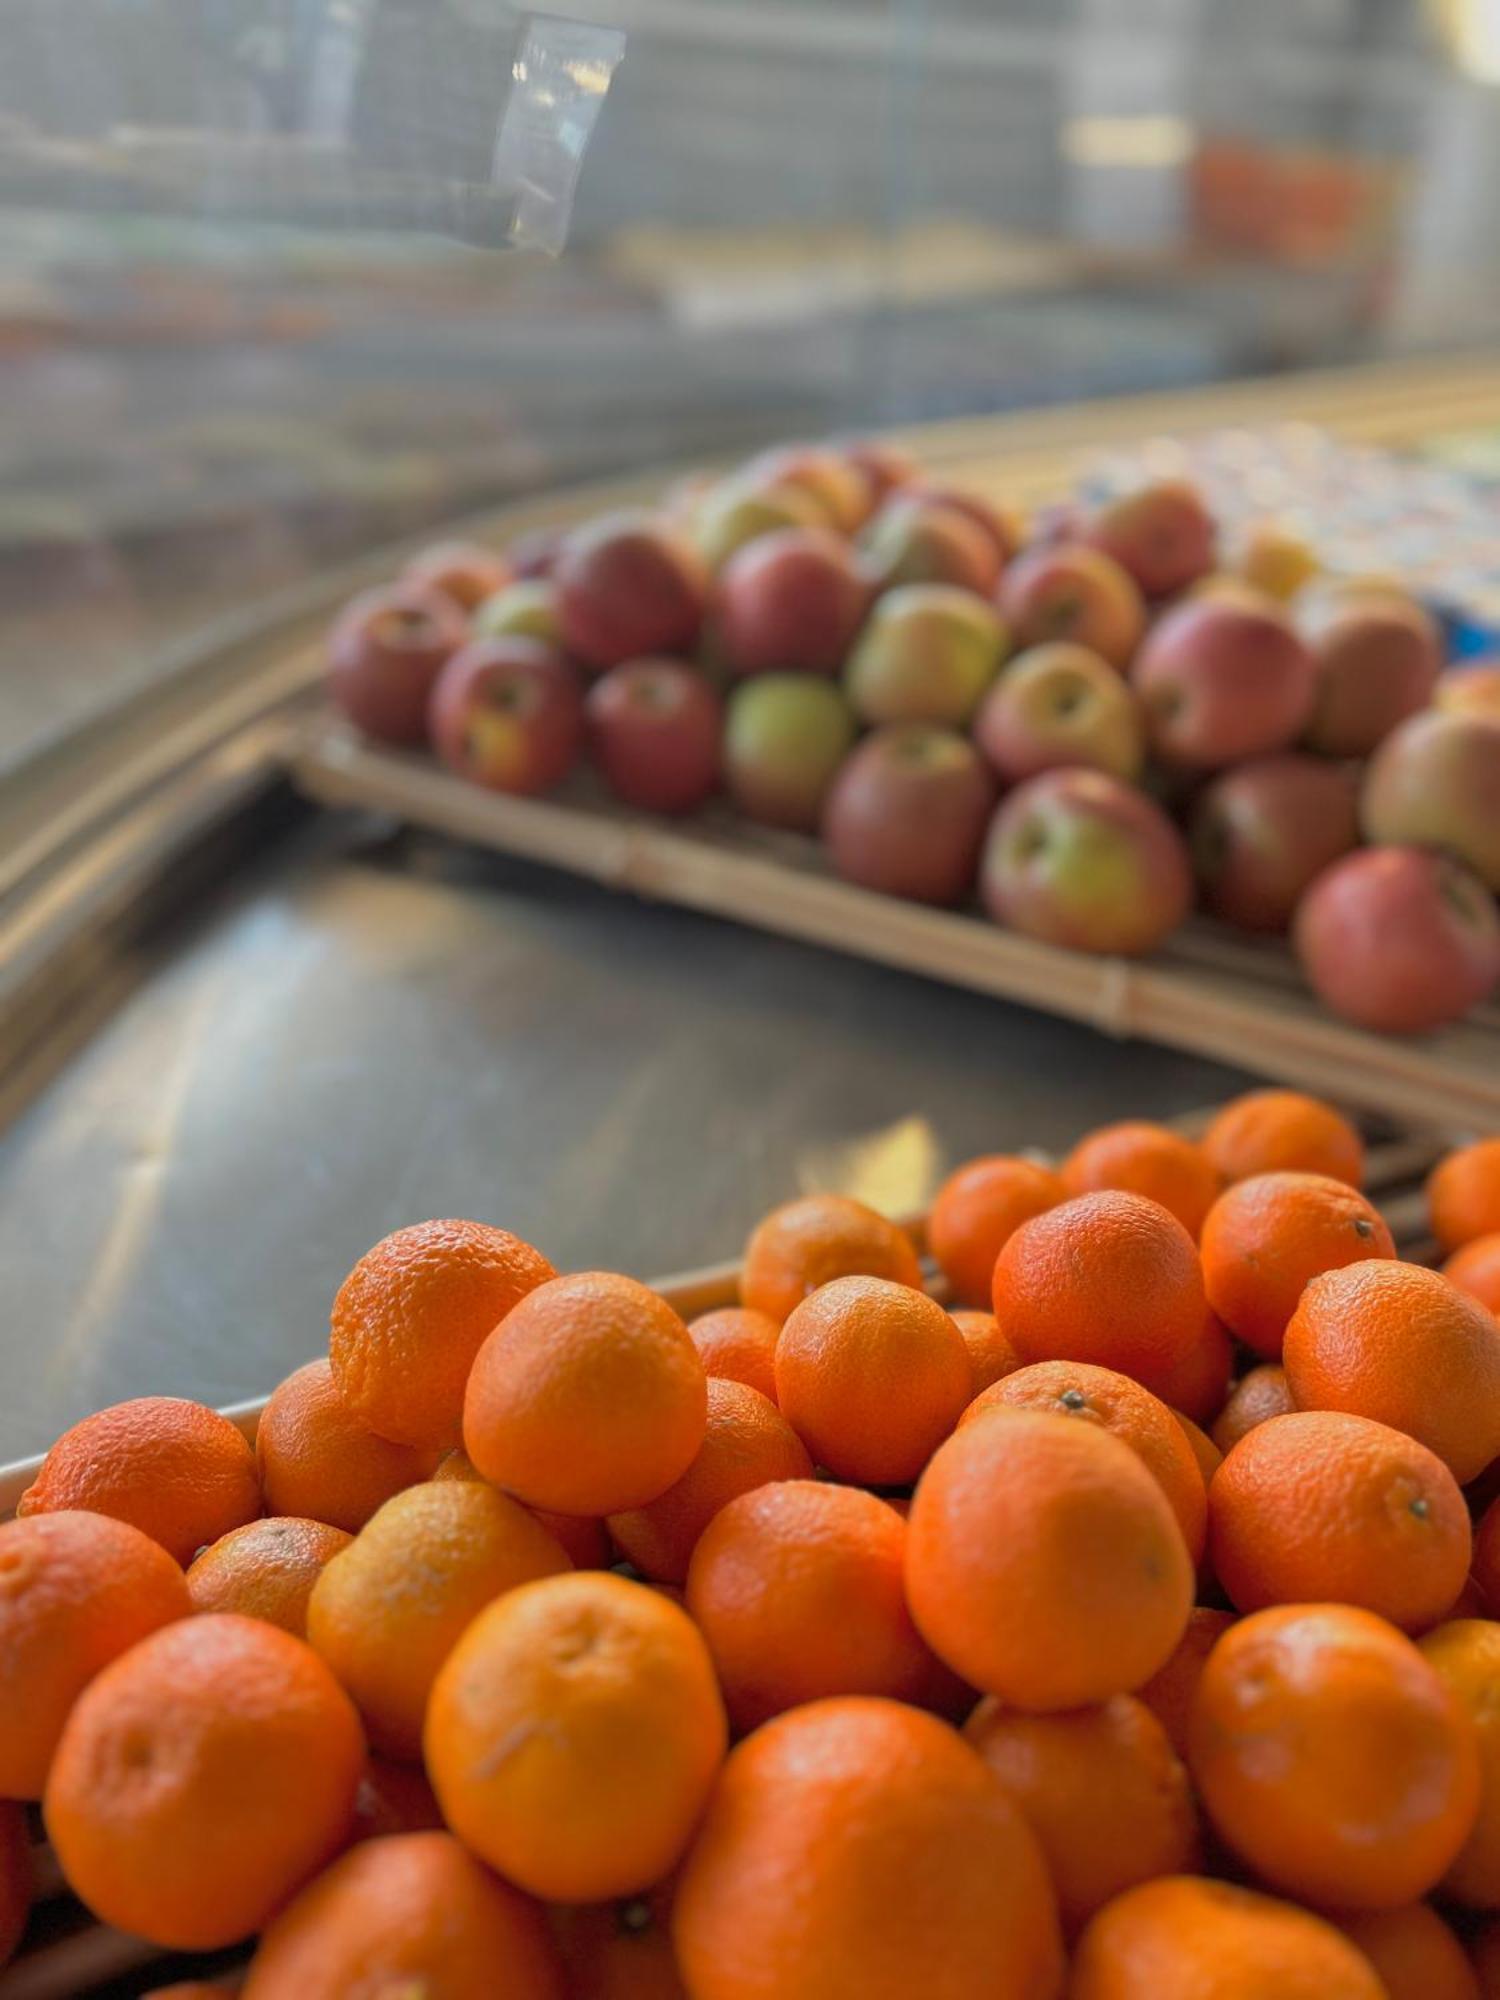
<box><xmin>979</xmin><ymin>767</ymin><xmax>1193</xmax><ymax>956</ymax></box>
<box><xmin>742</xmin><ymin>444</ymin><xmax>873</xmax><ymax>532</ymax></box>
<box><xmin>1438</xmin><ymin>663</ymin><xmax>1500</xmax><ymax>720</ymax></box>
<box><xmin>553</xmin><ymin>512</ymin><xmax>707</xmax><ymax>672</ymax></box>
<box><xmin>909</xmin><ymin>486</ymin><xmax>1020</xmax><ymax>569</ymax></box>
<box><xmin>1131</xmin><ymin>594</ymin><xmax>1316</xmax><ymax>768</ymax></box>
<box><xmin>401</xmin><ymin>539</ymin><xmax>513</xmax><ymax>613</ymax></box>
<box><xmin>1299</xmin><ymin>588</ymin><xmax>1442</xmax><ymax>756</ymax></box>
<box><xmin>1236</xmin><ymin>521</ymin><xmax>1318</xmax><ymax>602</ymax></box>
<box><xmin>843</xmin><ymin>584</ymin><xmax>1007</xmax><ymax>727</ymax></box>
<box><xmin>327</xmin><ymin>583</ymin><xmax>468</xmax><ymax>744</ymax></box>
<box><xmin>585</xmin><ymin>658</ymin><xmax>722</xmax><ymax>814</ymax></box>
<box><xmin>860</xmin><ymin>498</ymin><xmax>1001</xmax><ymax>597</ymax></box>
<box><xmin>723</xmin><ymin>675</ymin><xmax>857</xmax><ymax>831</ymax></box>
<box><xmin>1082</xmin><ymin>480</ymin><xmax>1216</xmax><ymax>597</ymax></box>
<box><xmin>973</xmin><ymin>642</ymin><xmax>1144</xmax><ymax>785</ymax></box>
<box><xmin>471</xmin><ymin>579</ymin><xmax>562</xmax><ymax>646</ymax></box>
<box><xmin>1294</xmin><ymin>846</ymin><xmax>1500</xmax><ymax>1034</ymax></box>
<box><xmin>1190</xmin><ymin>752</ymin><xmax>1361</xmax><ymax>932</ymax></box>
<box><xmin>693</xmin><ymin>480</ymin><xmax>825</xmax><ymax>572</ymax></box>
<box><xmin>717</xmin><ymin>528</ymin><xmax>868</xmax><ymax>678</ymax></box>
<box><xmin>998</xmin><ymin>545</ymin><xmax>1145</xmax><ymax>668</ymax></box>
<box><xmin>839</xmin><ymin>439</ymin><xmax>922</xmax><ymax>503</ymax></box>
<box><xmin>1361</xmin><ymin>708</ymin><xmax>1500</xmax><ymax>891</ymax></box>
<box><xmin>822</xmin><ymin>725</ymin><xmax>997</xmax><ymax>905</ymax></box>
<box><xmin>428</xmin><ymin>637</ymin><xmax>584</xmax><ymax>794</ymax></box>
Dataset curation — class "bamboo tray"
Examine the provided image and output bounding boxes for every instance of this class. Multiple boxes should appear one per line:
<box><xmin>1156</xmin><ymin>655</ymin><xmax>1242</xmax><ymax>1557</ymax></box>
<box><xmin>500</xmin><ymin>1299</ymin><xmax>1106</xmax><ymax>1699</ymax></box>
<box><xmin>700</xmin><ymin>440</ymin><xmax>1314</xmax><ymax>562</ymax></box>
<box><xmin>0</xmin><ymin>1099</ymin><xmax>1456</xmax><ymax>1998</ymax></box>
<box><xmin>293</xmin><ymin>717</ymin><xmax>1500</xmax><ymax>1136</ymax></box>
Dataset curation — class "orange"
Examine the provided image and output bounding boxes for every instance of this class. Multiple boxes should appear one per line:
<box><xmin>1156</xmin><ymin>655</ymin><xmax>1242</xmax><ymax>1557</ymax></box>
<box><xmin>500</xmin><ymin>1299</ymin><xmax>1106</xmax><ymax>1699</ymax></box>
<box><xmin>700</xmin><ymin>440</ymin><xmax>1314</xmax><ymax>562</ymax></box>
<box><xmin>1419</xmin><ymin>1620</ymin><xmax>1500</xmax><ymax>1906</ymax></box>
<box><xmin>1174</xmin><ymin>1411</ymin><xmax>1223</xmax><ymax>1489</ymax></box>
<box><xmin>739</xmin><ymin>1193</ymin><xmax>922</xmax><ymax>1323</ymax></box>
<box><xmin>949</xmin><ymin>1308</ymin><xmax>1022</xmax><ymax>1393</ymax></box>
<box><xmin>551</xmin><ymin>1884</ymin><xmax>683</xmax><ymax>2000</ymax></box>
<box><xmin>141</xmin><ymin>1986</ymin><xmax>234</xmax><ymax>1999</ymax></box>
<box><xmin>463</xmin><ymin>1272</ymin><xmax>707</xmax><ymax>1516</ymax></box>
<box><xmin>774</xmin><ymin>1275</ymin><xmax>970</xmax><ymax>1485</ymax></box>
<box><xmin>1211</xmin><ymin>1361</ymin><xmax>1294</xmax><ymax>1453</ymax></box>
<box><xmin>0</xmin><ymin>1801</ymin><xmax>30</xmax><ymax>1972</ymax></box>
<box><xmin>1478</xmin><ymin>1499</ymin><xmax>1500</xmax><ymax>1613</ymax></box>
<box><xmin>962</xmin><ymin>1360</ymin><xmax>1207</xmax><ymax>1563</ymax></box>
<box><xmin>607</xmin><ymin>1377</ymin><xmax>811</xmax><ymax>1583</ymax></box>
<box><xmin>1201</xmin><ymin>1088</ymin><xmax>1364</xmax><ymax>1187</ymax></box>
<box><xmin>1200</xmin><ymin>1172</ymin><xmax>1396</xmax><ymax>1359</ymax></box>
<box><xmin>426</xmin><ymin>1572</ymin><xmax>726</xmax><ymax>1902</ymax></box>
<box><xmin>186</xmin><ymin>1517</ymin><xmax>351</xmax><ymax>1635</ymax></box>
<box><xmin>1135</xmin><ymin>1607</ymin><xmax>1236</xmax><ymax>1759</ymax></box>
<box><xmin>1284</xmin><ymin>1260</ymin><xmax>1500</xmax><ymax>1483</ymax></box>
<box><xmin>687</xmin><ymin>1307</ymin><xmax>781</xmax><ymax>1403</ymax></box>
<box><xmin>1209</xmin><ymin>1411</ymin><xmax>1471</xmax><ymax>1632</ymax></box>
<box><xmin>45</xmin><ymin>1613</ymin><xmax>363</xmax><ymax>1949</ymax></box>
<box><xmin>307</xmin><ymin>1479</ymin><xmax>570</xmax><ymax>1758</ymax></box>
<box><xmin>906</xmin><ymin>1409</ymin><xmax>1193</xmax><ymax>1709</ymax></box>
<box><xmin>1070</xmin><ymin>1876</ymin><xmax>1386</xmax><ymax>1999</ymax></box>
<box><xmin>1061</xmin><ymin>1120</ymin><xmax>1222</xmax><ymax>1239</ymax></box>
<box><xmin>17</xmin><ymin>1397</ymin><xmax>261</xmax><ymax>1566</ymax></box>
<box><xmin>965</xmin><ymin>1693</ymin><xmax>1199</xmax><ymax>1933</ymax></box>
<box><xmin>330</xmin><ymin>1218</ymin><xmax>556</xmax><ymax>1450</ymax></box>
<box><xmin>0</xmin><ymin>1510</ymin><xmax>191</xmax><ymax>1799</ymax></box>
<box><xmin>256</xmin><ymin>1358</ymin><xmax>434</xmax><ymax>1532</ymax></box>
<box><xmin>926</xmin><ymin>1156</ymin><xmax>1065</xmax><ymax>1308</ymax></box>
<box><xmin>430</xmin><ymin>1450</ymin><xmax>610</xmax><ymax>1568</ymax></box>
<box><xmin>1446</xmin><ymin>1235</ymin><xmax>1500</xmax><ymax>1314</ymax></box>
<box><xmin>672</xmin><ymin>1695</ymin><xmax>1064</xmax><ymax>2000</ymax></box>
<box><xmin>350</xmin><ymin>1755</ymin><xmax>444</xmax><ymax>1841</ymax></box>
<box><xmin>1188</xmin><ymin>1603</ymin><xmax>1481</xmax><ymax>1908</ymax></box>
<box><xmin>241</xmin><ymin>1829</ymin><xmax>564</xmax><ymax>2000</ymax></box>
<box><xmin>685</xmin><ymin>1479</ymin><xmax>949</xmax><ymax>1731</ymax></box>
<box><xmin>1430</xmin><ymin>1139</ymin><xmax>1500</xmax><ymax>1253</ymax></box>
<box><xmin>1151</xmin><ymin>1308</ymin><xmax>1233</xmax><ymax>1424</ymax></box>
<box><xmin>991</xmin><ymin>1191</ymin><xmax>1208</xmax><ymax>1400</ymax></box>
<box><xmin>1331</xmin><ymin>1905</ymin><xmax>1482</xmax><ymax>2000</ymax></box>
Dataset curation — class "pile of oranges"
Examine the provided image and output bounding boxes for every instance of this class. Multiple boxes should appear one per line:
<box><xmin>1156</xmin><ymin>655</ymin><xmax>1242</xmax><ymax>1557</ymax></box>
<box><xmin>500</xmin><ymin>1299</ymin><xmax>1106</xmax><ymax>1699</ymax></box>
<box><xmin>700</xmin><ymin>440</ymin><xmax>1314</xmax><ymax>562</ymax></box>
<box><xmin>5</xmin><ymin>1089</ymin><xmax>1500</xmax><ymax>1997</ymax></box>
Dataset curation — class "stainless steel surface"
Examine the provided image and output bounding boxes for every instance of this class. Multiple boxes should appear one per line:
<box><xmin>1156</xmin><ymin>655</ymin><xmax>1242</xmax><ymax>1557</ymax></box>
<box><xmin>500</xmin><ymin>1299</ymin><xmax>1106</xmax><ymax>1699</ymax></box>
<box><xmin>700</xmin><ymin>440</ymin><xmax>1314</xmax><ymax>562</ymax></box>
<box><xmin>0</xmin><ymin>811</ymin><xmax>1247</xmax><ymax>1462</ymax></box>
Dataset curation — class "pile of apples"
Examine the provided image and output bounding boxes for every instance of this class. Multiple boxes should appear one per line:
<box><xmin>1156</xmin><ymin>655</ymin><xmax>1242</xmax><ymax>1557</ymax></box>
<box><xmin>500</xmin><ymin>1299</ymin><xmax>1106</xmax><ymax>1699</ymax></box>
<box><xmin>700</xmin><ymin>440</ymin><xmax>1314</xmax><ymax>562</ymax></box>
<box><xmin>326</xmin><ymin>439</ymin><xmax>1500</xmax><ymax>1036</ymax></box>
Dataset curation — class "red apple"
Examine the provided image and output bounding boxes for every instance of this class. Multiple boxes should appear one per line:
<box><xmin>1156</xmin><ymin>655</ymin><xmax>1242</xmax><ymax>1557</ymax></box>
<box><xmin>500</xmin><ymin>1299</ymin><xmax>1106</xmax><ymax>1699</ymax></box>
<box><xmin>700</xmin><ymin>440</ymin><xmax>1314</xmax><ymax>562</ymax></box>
<box><xmin>1082</xmin><ymin>480</ymin><xmax>1216</xmax><ymax>597</ymax></box>
<box><xmin>742</xmin><ymin>444</ymin><xmax>874</xmax><ymax>533</ymax></box>
<box><xmin>428</xmin><ymin>637</ymin><xmax>584</xmax><ymax>794</ymax></box>
<box><xmin>839</xmin><ymin>439</ymin><xmax>922</xmax><ymax>504</ymax></box>
<box><xmin>1131</xmin><ymin>595</ymin><xmax>1316</xmax><ymax>768</ymax></box>
<box><xmin>327</xmin><ymin>584</ymin><xmax>468</xmax><ymax>744</ymax></box>
<box><xmin>585</xmin><ymin>658</ymin><xmax>722</xmax><ymax>814</ymax></box>
<box><xmin>717</xmin><ymin>528</ymin><xmax>868</xmax><ymax>678</ymax></box>
<box><xmin>974</xmin><ymin>643</ymin><xmax>1144</xmax><ymax>785</ymax></box>
<box><xmin>1191</xmin><ymin>753</ymin><xmax>1361</xmax><ymax>932</ymax></box>
<box><xmin>1299</xmin><ymin>588</ymin><xmax>1442</xmax><ymax>756</ymax></box>
<box><xmin>554</xmin><ymin>513</ymin><xmax>707</xmax><ymax>672</ymax></box>
<box><xmin>998</xmin><ymin>545</ymin><xmax>1145</xmax><ymax>668</ymax></box>
<box><xmin>980</xmin><ymin>768</ymin><xmax>1193</xmax><ymax>956</ymax></box>
<box><xmin>401</xmin><ymin>540</ymin><xmax>513</xmax><ymax>613</ymax></box>
<box><xmin>1294</xmin><ymin>846</ymin><xmax>1500</xmax><ymax>1034</ymax></box>
<box><xmin>723</xmin><ymin>675</ymin><xmax>856</xmax><ymax>831</ymax></box>
<box><xmin>693</xmin><ymin>480</ymin><xmax>824</xmax><ymax>572</ymax></box>
<box><xmin>1361</xmin><ymin>708</ymin><xmax>1500</xmax><ymax>890</ymax></box>
<box><xmin>1437</xmin><ymin>662</ymin><xmax>1500</xmax><ymax>720</ymax></box>
<box><xmin>860</xmin><ymin>498</ymin><xmax>1002</xmax><ymax>597</ymax></box>
<box><xmin>822</xmin><ymin>725</ymin><xmax>997</xmax><ymax>905</ymax></box>
<box><xmin>910</xmin><ymin>486</ymin><xmax>1021</xmax><ymax>568</ymax></box>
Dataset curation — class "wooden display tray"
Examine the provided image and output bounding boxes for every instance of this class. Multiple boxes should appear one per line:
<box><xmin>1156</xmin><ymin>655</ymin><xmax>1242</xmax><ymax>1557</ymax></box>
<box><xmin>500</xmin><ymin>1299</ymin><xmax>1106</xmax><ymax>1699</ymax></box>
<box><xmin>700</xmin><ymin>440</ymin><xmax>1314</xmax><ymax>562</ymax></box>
<box><xmin>293</xmin><ymin>718</ymin><xmax>1500</xmax><ymax>1136</ymax></box>
<box><xmin>0</xmin><ymin>1099</ymin><xmax>1452</xmax><ymax>1998</ymax></box>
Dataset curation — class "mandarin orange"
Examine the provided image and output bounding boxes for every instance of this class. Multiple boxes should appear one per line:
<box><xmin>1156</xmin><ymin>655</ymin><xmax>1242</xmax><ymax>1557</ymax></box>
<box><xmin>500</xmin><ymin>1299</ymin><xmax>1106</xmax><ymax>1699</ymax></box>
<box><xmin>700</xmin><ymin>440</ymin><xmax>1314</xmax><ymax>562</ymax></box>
<box><xmin>739</xmin><ymin>1194</ymin><xmax>922</xmax><ymax>1323</ymax></box>
<box><xmin>926</xmin><ymin>1156</ymin><xmax>1065</xmax><ymax>1308</ymax></box>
